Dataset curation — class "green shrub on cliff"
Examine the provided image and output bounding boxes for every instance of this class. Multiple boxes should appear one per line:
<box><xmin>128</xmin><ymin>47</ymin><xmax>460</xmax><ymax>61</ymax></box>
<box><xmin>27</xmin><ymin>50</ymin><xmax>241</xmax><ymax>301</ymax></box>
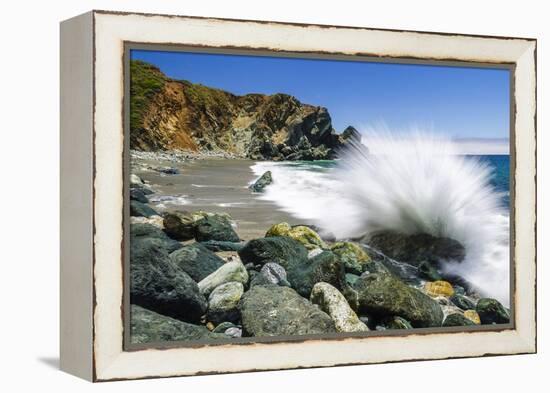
<box><xmin>130</xmin><ymin>60</ymin><xmax>167</xmax><ymax>132</ymax></box>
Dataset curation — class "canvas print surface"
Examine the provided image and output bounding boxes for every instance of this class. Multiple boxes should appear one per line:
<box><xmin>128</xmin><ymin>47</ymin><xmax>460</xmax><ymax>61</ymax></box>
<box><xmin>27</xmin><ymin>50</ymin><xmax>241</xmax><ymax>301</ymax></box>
<box><xmin>128</xmin><ymin>49</ymin><xmax>511</xmax><ymax>345</ymax></box>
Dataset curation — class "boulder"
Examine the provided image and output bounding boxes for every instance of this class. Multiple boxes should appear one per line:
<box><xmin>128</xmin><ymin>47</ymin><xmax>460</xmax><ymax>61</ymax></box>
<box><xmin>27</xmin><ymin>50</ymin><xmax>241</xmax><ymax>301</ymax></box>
<box><xmin>195</xmin><ymin>215</ymin><xmax>240</xmax><ymax>242</ymax></box>
<box><xmin>163</xmin><ymin>210</ymin><xmax>196</xmax><ymax>241</ymax></box>
<box><xmin>130</xmin><ymin>305</ymin><xmax>224</xmax><ymax>344</ymax></box>
<box><xmin>265</xmin><ymin>222</ymin><xmax>326</xmax><ymax>250</ymax></box>
<box><xmin>330</xmin><ymin>242</ymin><xmax>371</xmax><ymax>274</ymax></box>
<box><xmin>198</xmin><ymin>261</ymin><xmax>249</xmax><ymax>296</ymax></box>
<box><xmin>250</xmin><ymin>262</ymin><xmax>290</xmax><ymax>287</ymax></box>
<box><xmin>130</xmin><ymin>200</ymin><xmax>159</xmax><ymax>218</ymax></box>
<box><xmin>287</xmin><ymin>250</ymin><xmax>346</xmax><ymax>298</ymax></box>
<box><xmin>130</xmin><ymin>173</ymin><xmax>144</xmax><ymax>185</ymax></box>
<box><xmin>476</xmin><ymin>298</ymin><xmax>510</xmax><ymax>324</ymax></box>
<box><xmin>310</xmin><ymin>282</ymin><xmax>369</xmax><ymax>333</ymax></box>
<box><xmin>443</xmin><ymin>313</ymin><xmax>476</xmax><ymax>327</ymax></box>
<box><xmin>424</xmin><ymin>281</ymin><xmax>455</xmax><ymax>297</ymax></box>
<box><xmin>130</xmin><ymin>223</ymin><xmax>182</xmax><ymax>253</ymax></box>
<box><xmin>200</xmin><ymin>240</ymin><xmax>245</xmax><ymax>252</ymax></box>
<box><xmin>130</xmin><ymin>188</ymin><xmax>149</xmax><ymax>203</ymax></box>
<box><xmin>367</xmin><ymin>231</ymin><xmax>465</xmax><ymax>266</ymax></box>
<box><xmin>239</xmin><ymin>285</ymin><xmax>336</xmax><ymax>337</ymax></box>
<box><xmin>206</xmin><ymin>282</ymin><xmax>244</xmax><ymax>324</ymax></box>
<box><xmin>170</xmin><ymin>243</ymin><xmax>225</xmax><ymax>282</ymax></box>
<box><xmin>463</xmin><ymin>310</ymin><xmax>481</xmax><ymax>325</ymax></box>
<box><xmin>249</xmin><ymin>171</ymin><xmax>273</xmax><ymax>192</ymax></box>
<box><xmin>130</xmin><ymin>238</ymin><xmax>207</xmax><ymax>323</ymax></box>
<box><xmin>450</xmin><ymin>294</ymin><xmax>476</xmax><ymax>311</ymax></box>
<box><xmin>355</xmin><ymin>271</ymin><xmax>444</xmax><ymax>328</ymax></box>
<box><xmin>238</xmin><ymin>236</ymin><xmax>308</xmax><ymax>270</ymax></box>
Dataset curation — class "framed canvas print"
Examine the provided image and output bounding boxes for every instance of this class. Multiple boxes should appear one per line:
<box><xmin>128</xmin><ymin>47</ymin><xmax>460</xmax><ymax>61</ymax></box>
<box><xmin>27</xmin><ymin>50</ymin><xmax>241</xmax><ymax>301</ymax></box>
<box><xmin>60</xmin><ymin>10</ymin><xmax>537</xmax><ymax>382</ymax></box>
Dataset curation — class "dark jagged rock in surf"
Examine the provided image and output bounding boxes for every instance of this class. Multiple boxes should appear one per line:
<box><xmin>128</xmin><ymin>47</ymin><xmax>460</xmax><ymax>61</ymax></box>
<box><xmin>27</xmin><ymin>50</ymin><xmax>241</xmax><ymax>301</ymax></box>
<box><xmin>366</xmin><ymin>231</ymin><xmax>466</xmax><ymax>266</ymax></box>
<box><xmin>249</xmin><ymin>171</ymin><xmax>273</xmax><ymax>192</ymax></box>
<box><xmin>129</xmin><ymin>60</ymin><xmax>356</xmax><ymax>160</ymax></box>
<box><xmin>130</xmin><ymin>188</ymin><xmax>149</xmax><ymax>203</ymax></box>
<box><xmin>450</xmin><ymin>294</ymin><xmax>477</xmax><ymax>311</ymax></box>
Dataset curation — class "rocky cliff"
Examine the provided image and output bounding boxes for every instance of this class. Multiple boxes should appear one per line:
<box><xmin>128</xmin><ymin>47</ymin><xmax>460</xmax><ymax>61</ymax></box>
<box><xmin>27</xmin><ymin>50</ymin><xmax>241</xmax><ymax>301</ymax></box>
<box><xmin>130</xmin><ymin>60</ymin><xmax>360</xmax><ymax>160</ymax></box>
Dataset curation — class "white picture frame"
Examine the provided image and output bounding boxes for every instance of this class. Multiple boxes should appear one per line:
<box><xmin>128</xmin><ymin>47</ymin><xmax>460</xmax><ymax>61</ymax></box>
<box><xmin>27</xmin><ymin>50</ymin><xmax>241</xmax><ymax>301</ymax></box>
<box><xmin>60</xmin><ymin>10</ymin><xmax>536</xmax><ymax>381</ymax></box>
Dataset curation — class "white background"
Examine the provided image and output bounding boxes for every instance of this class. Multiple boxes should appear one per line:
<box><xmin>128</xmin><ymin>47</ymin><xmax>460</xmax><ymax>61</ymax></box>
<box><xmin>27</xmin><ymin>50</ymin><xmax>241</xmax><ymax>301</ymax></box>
<box><xmin>0</xmin><ymin>0</ymin><xmax>546</xmax><ymax>390</ymax></box>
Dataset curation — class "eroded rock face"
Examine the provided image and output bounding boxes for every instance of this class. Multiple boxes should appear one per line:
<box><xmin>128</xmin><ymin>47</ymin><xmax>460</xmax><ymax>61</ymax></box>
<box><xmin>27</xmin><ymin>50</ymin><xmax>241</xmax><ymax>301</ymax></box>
<box><xmin>239</xmin><ymin>285</ymin><xmax>336</xmax><ymax>337</ymax></box>
<box><xmin>130</xmin><ymin>238</ymin><xmax>207</xmax><ymax>323</ymax></box>
<box><xmin>330</xmin><ymin>242</ymin><xmax>372</xmax><ymax>274</ymax></box>
<box><xmin>238</xmin><ymin>236</ymin><xmax>308</xmax><ymax>270</ymax></box>
<box><xmin>367</xmin><ymin>231</ymin><xmax>465</xmax><ymax>266</ymax></box>
<box><xmin>130</xmin><ymin>200</ymin><xmax>159</xmax><ymax>218</ymax></box>
<box><xmin>130</xmin><ymin>305</ymin><xmax>224</xmax><ymax>344</ymax></box>
<box><xmin>170</xmin><ymin>243</ymin><xmax>225</xmax><ymax>282</ymax></box>
<box><xmin>355</xmin><ymin>271</ymin><xmax>444</xmax><ymax>328</ymax></box>
<box><xmin>129</xmin><ymin>60</ymin><xmax>353</xmax><ymax>160</ymax></box>
<box><xmin>310</xmin><ymin>282</ymin><xmax>369</xmax><ymax>333</ymax></box>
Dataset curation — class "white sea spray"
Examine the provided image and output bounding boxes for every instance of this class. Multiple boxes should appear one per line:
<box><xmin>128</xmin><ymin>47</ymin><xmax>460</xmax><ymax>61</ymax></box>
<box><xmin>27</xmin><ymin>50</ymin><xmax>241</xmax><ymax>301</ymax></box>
<box><xmin>251</xmin><ymin>131</ymin><xmax>509</xmax><ymax>305</ymax></box>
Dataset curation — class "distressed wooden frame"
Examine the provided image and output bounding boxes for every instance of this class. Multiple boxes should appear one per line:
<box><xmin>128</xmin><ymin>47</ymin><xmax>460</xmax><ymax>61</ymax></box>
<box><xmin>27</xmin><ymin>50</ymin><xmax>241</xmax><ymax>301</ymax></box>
<box><xmin>60</xmin><ymin>10</ymin><xmax>537</xmax><ymax>382</ymax></box>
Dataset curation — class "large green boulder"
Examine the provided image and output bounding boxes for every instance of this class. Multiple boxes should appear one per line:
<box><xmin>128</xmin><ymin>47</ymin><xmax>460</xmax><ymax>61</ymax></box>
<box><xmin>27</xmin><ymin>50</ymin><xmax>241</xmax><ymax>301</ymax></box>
<box><xmin>163</xmin><ymin>210</ymin><xmax>196</xmax><ymax>241</ymax></box>
<box><xmin>355</xmin><ymin>271</ymin><xmax>444</xmax><ymax>328</ymax></box>
<box><xmin>130</xmin><ymin>200</ymin><xmax>159</xmax><ymax>218</ymax></box>
<box><xmin>266</xmin><ymin>222</ymin><xmax>327</xmax><ymax>250</ymax></box>
<box><xmin>198</xmin><ymin>261</ymin><xmax>249</xmax><ymax>296</ymax></box>
<box><xmin>130</xmin><ymin>223</ymin><xmax>182</xmax><ymax>253</ymax></box>
<box><xmin>330</xmin><ymin>242</ymin><xmax>371</xmax><ymax>274</ymax></box>
<box><xmin>130</xmin><ymin>238</ymin><xmax>207</xmax><ymax>323</ymax></box>
<box><xmin>287</xmin><ymin>250</ymin><xmax>346</xmax><ymax>297</ymax></box>
<box><xmin>476</xmin><ymin>298</ymin><xmax>510</xmax><ymax>324</ymax></box>
<box><xmin>239</xmin><ymin>285</ymin><xmax>336</xmax><ymax>337</ymax></box>
<box><xmin>443</xmin><ymin>313</ymin><xmax>476</xmax><ymax>327</ymax></box>
<box><xmin>195</xmin><ymin>215</ymin><xmax>240</xmax><ymax>242</ymax></box>
<box><xmin>170</xmin><ymin>243</ymin><xmax>225</xmax><ymax>282</ymax></box>
<box><xmin>130</xmin><ymin>305</ymin><xmax>225</xmax><ymax>344</ymax></box>
<box><xmin>238</xmin><ymin>236</ymin><xmax>308</xmax><ymax>270</ymax></box>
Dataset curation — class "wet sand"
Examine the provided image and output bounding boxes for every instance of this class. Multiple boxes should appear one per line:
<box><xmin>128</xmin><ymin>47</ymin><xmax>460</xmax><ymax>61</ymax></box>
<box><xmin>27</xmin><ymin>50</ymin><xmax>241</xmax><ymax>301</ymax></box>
<box><xmin>134</xmin><ymin>158</ymin><xmax>308</xmax><ymax>240</ymax></box>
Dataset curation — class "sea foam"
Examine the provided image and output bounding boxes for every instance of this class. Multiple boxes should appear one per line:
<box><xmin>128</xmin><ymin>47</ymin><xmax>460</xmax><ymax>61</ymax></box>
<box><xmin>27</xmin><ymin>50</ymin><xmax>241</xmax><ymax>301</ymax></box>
<box><xmin>251</xmin><ymin>131</ymin><xmax>510</xmax><ymax>305</ymax></box>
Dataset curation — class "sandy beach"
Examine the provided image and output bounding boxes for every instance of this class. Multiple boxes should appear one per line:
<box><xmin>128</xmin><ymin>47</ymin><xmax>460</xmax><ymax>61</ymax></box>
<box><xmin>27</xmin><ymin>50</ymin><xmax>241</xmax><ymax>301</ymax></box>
<box><xmin>132</xmin><ymin>156</ymin><xmax>309</xmax><ymax>240</ymax></box>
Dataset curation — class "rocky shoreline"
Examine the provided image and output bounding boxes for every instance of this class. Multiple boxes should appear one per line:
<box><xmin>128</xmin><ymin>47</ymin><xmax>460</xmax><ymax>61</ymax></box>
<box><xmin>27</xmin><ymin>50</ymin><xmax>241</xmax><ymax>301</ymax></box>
<box><xmin>129</xmin><ymin>171</ymin><xmax>510</xmax><ymax>344</ymax></box>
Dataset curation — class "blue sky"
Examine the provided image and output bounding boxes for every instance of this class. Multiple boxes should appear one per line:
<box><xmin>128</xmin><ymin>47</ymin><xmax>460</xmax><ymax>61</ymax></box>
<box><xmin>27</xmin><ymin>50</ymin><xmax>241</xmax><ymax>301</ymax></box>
<box><xmin>132</xmin><ymin>50</ymin><xmax>510</xmax><ymax>144</ymax></box>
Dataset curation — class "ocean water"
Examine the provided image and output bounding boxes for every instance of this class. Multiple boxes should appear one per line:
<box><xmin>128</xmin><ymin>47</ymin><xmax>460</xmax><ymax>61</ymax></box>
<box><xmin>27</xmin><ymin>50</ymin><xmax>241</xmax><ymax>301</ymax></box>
<box><xmin>250</xmin><ymin>136</ymin><xmax>510</xmax><ymax>305</ymax></box>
